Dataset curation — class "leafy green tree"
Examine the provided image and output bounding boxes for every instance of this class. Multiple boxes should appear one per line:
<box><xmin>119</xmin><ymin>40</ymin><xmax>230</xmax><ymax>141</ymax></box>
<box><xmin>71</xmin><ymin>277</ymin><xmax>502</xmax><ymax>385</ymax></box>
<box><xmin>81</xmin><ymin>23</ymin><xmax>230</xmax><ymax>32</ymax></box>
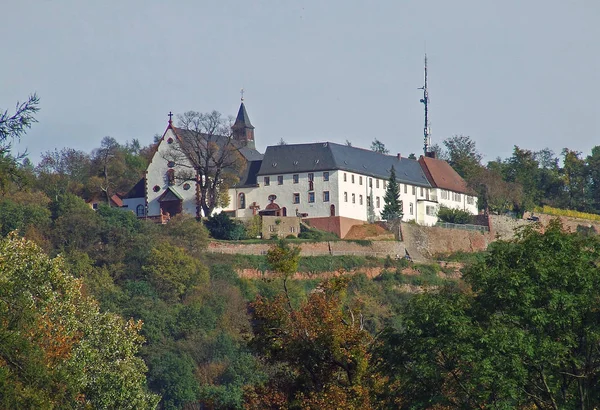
<box><xmin>380</xmin><ymin>220</ymin><xmax>600</xmax><ymax>409</ymax></box>
<box><xmin>142</xmin><ymin>242</ymin><xmax>209</xmax><ymax>302</ymax></box>
<box><xmin>0</xmin><ymin>94</ymin><xmax>40</xmax><ymax>192</ymax></box>
<box><xmin>370</xmin><ymin>139</ymin><xmax>389</xmax><ymax>154</ymax></box>
<box><xmin>0</xmin><ymin>234</ymin><xmax>159</xmax><ymax>409</ymax></box>
<box><xmin>561</xmin><ymin>148</ymin><xmax>588</xmax><ymax>211</ymax></box>
<box><xmin>204</xmin><ymin>212</ymin><xmax>246</xmax><ymax>240</ymax></box>
<box><xmin>381</xmin><ymin>165</ymin><xmax>403</xmax><ymax>221</ymax></box>
<box><xmin>501</xmin><ymin>146</ymin><xmax>542</xmax><ymax>211</ymax></box>
<box><xmin>436</xmin><ymin>204</ymin><xmax>472</xmax><ymax>224</ymax></box>
<box><xmin>586</xmin><ymin>146</ymin><xmax>600</xmax><ymax>212</ymax></box>
<box><xmin>443</xmin><ymin>135</ymin><xmax>482</xmax><ymax>181</ymax></box>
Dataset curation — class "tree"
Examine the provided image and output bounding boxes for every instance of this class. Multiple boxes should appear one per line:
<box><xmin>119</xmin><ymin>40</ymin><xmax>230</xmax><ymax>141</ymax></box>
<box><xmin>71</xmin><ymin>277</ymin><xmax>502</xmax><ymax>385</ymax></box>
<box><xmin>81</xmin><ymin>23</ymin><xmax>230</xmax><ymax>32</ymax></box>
<box><xmin>0</xmin><ymin>94</ymin><xmax>40</xmax><ymax>192</ymax></box>
<box><xmin>380</xmin><ymin>220</ymin><xmax>600</xmax><ymax>409</ymax></box>
<box><xmin>36</xmin><ymin>148</ymin><xmax>91</xmax><ymax>199</ymax></box>
<box><xmin>204</xmin><ymin>212</ymin><xmax>246</xmax><ymax>240</ymax></box>
<box><xmin>168</xmin><ymin>110</ymin><xmax>247</xmax><ymax>217</ymax></box>
<box><xmin>245</xmin><ymin>277</ymin><xmax>379</xmax><ymax>409</ymax></box>
<box><xmin>561</xmin><ymin>148</ymin><xmax>588</xmax><ymax>211</ymax></box>
<box><xmin>0</xmin><ymin>93</ymin><xmax>39</xmax><ymax>151</ymax></box>
<box><xmin>381</xmin><ymin>165</ymin><xmax>402</xmax><ymax>221</ymax></box>
<box><xmin>443</xmin><ymin>135</ymin><xmax>482</xmax><ymax>180</ymax></box>
<box><xmin>0</xmin><ymin>234</ymin><xmax>159</xmax><ymax>409</ymax></box>
<box><xmin>370</xmin><ymin>139</ymin><xmax>389</xmax><ymax>154</ymax></box>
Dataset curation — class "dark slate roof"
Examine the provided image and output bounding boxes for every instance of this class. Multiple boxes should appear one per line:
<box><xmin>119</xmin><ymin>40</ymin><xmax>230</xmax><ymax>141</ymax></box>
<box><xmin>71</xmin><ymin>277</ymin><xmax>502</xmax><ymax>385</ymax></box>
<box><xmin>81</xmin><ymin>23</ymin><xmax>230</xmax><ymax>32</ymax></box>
<box><xmin>172</xmin><ymin>127</ymin><xmax>263</xmax><ymax>161</ymax></box>
<box><xmin>124</xmin><ymin>177</ymin><xmax>145</xmax><ymax>199</ymax></box>
<box><xmin>233</xmin><ymin>102</ymin><xmax>254</xmax><ymax>129</ymax></box>
<box><xmin>158</xmin><ymin>187</ymin><xmax>183</xmax><ymax>202</ymax></box>
<box><xmin>236</xmin><ymin>159</ymin><xmax>262</xmax><ymax>188</ymax></box>
<box><xmin>257</xmin><ymin>142</ymin><xmax>431</xmax><ymax>187</ymax></box>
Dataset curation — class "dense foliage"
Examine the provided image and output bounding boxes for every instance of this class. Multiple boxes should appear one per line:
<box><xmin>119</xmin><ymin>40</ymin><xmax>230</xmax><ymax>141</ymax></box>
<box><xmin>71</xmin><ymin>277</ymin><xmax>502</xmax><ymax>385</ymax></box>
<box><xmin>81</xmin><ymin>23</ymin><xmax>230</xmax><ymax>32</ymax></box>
<box><xmin>7</xmin><ymin>100</ymin><xmax>600</xmax><ymax>409</ymax></box>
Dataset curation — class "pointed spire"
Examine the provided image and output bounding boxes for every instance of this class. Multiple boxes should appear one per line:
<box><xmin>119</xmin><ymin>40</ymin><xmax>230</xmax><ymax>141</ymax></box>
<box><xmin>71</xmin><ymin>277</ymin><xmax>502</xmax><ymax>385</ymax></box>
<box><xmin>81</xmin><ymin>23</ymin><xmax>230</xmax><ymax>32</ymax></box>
<box><xmin>234</xmin><ymin>102</ymin><xmax>254</xmax><ymax>130</ymax></box>
<box><xmin>232</xmin><ymin>95</ymin><xmax>255</xmax><ymax>149</ymax></box>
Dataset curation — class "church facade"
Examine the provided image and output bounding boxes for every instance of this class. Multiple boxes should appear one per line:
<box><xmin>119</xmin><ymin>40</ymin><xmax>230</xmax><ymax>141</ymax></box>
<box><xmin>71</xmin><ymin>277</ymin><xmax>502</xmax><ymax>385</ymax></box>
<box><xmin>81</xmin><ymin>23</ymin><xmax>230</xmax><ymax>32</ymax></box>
<box><xmin>122</xmin><ymin>102</ymin><xmax>478</xmax><ymax>234</ymax></box>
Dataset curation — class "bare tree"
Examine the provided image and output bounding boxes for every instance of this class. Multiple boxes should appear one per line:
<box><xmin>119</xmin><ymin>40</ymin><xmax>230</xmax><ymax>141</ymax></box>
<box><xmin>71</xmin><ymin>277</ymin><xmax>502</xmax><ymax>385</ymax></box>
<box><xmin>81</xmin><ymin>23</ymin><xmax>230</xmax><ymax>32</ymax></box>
<box><xmin>167</xmin><ymin>110</ymin><xmax>246</xmax><ymax>217</ymax></box>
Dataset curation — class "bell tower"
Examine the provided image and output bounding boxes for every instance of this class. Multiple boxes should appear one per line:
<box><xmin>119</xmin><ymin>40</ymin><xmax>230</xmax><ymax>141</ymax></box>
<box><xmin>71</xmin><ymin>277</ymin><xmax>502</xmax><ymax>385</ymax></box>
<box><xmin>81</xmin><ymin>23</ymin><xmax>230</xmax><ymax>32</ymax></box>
<box><xmin>232</xmin><ymin>89</ymin><xmax>255</xmax><ymax>149</ymax></box>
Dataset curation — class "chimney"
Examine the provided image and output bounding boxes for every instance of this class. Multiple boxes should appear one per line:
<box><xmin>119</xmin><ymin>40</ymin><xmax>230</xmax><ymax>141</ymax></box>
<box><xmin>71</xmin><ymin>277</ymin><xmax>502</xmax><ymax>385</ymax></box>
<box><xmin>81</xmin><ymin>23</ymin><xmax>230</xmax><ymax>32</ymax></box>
<box><xmin>396</xmin><ymin>153</ymin><xmax>401</xmax><ymax>160</ymax></box>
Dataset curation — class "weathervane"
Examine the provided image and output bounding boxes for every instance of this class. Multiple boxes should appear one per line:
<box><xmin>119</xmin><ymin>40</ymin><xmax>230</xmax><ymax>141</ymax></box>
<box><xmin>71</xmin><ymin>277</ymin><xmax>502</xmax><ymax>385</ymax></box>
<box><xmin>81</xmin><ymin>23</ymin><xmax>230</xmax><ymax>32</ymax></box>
<box><xmin>418</xmin><ymin>54</ymin><xmax>431</xmax><ymax>155</ymax></box>
<box><xmin>240</xmin><ymin>88</ymin><xmax>244</xmax><ymax>102</ymax></box>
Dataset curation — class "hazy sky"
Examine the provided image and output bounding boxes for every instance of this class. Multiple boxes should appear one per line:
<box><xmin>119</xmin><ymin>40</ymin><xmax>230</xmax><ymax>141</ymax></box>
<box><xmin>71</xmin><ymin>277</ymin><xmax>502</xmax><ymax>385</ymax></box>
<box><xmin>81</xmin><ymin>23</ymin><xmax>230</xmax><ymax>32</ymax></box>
<box><xmin>2</xmin><ymin>0</ymin><xmax>599</xmax><ymax>164</ymax></box>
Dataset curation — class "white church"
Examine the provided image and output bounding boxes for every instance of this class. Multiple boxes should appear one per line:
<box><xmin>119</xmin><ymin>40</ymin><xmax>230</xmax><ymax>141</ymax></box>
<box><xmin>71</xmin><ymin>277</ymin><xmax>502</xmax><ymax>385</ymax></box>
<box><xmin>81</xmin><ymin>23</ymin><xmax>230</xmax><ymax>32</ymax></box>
<box><xmin>122</xmin><ymin>101</ymin><xmax>478</xmax><ymax>238</ymax></box>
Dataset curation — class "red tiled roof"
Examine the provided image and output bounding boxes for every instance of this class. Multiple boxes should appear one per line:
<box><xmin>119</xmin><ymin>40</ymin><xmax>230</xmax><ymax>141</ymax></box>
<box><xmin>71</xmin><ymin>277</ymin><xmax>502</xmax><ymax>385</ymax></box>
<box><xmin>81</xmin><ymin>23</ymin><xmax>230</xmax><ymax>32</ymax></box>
<box><xmin>418</xmin><ymin>156</ymin><xmax>472</xmax><ymax>194</ymax></box>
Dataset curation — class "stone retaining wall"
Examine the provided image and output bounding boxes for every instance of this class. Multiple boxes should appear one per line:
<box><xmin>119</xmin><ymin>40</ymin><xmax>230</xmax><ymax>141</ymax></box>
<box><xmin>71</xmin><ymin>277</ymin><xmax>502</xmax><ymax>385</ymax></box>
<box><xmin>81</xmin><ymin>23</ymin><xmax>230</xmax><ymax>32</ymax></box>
<box><xmin>207</xmin><ymin>240</ymin><xmax>405</xmax><ymax>257</ymax></box>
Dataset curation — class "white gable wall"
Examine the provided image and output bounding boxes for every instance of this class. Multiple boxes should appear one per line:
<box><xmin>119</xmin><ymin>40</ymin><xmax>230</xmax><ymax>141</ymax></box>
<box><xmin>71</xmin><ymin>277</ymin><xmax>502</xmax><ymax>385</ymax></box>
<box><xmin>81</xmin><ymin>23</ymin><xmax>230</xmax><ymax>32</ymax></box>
<box><xmin>146</xmin><ymin>128</ymin><xmax>198</xmax><ymax>217</ymax></box>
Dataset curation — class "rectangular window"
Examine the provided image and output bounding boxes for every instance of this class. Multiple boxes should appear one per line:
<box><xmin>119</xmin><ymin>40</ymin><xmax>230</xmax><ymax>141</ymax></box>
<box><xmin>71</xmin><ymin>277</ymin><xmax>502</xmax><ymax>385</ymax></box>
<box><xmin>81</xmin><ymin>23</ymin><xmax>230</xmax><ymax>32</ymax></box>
<box><xmin>376</xmin><ymin>179</ymin><xmax>380</xmax><ymax>189</ymax></box>
<box><xmin>308</xmin><ymin>173</ymin><xmax>314</xmax><ymax>181</ymax></box>
<box><xmin>441</xmin><ymin>190</ymin><xmax>448</xmax><ymax>200</ymax></box>
<box><xmin>293</xmin><ymin>174</ymin><xmax>299</xmax><ymax>183</ymax></box>
<box><xmin>420</xmin><ymin>187</ymin><xmax>424</xmax><ymax>197</ymax></box>
<box><xmin>264</xmin><ymin>176</ymin><xmax>270</xmax><ymax>186</ymax></box>
<box><xmin>308</xmin><ymin>192</ymin><xmax>315</xmax><ymax>203</ymax></box>
<box><xmin>426</xmin><ymin>205</ymin><xmax>436</xmax><ymax>216</ymax></box>
<box><xmin>351</xmin><ymin>175</ymin><xmax>355</xmax><ymax>184</ymax></box>
<box><xmin>359</xmin><ymin>195</ymin><xmax>363</xmax><ymax>205</ymax></box>
<box><xmin>293</xmin><ymin>193</ymin><xmax>300</xmax><ymax>204</ymax></box>
<box><xmin>376</xmin><ymin>197</ymin><xmax>380</xmax><ymax>208</ymax></box>
<box><xmin>277</xmin><ymin>175</ymin><xmax>283</xmax><ymax>185</ymax></box>
<box><xmin>352</xmin><ymin>193</ymin><xmax>356</xmax><ymax>203</ymax></box>
<box><xmin>369</xmin><ymin>178</ymin><xmax>372</xmax><ymax>188</ymax></box>
<box><xmin>290</xmin><ymin>226</ymin><xmax>296</xmax><ymax>233</ymax></box>
<box><xmin>467</xmin><ymin>195</ymin><xmax>474</xmax><ymax>205</ymax></box>
<box><xmin>359</xmin><ymin>176</ymin><xmax>363</xmax><ymax>185</ymax></box>
<box><xmin>344</xmin><ymin>173</ymin><xmax>347</xmax><ymax>182</ymax></box>
<box><xmin>323</xmin><ymin>171</ymin><xmax>329</xmax><ymax>181</ymax></box>
<box><xmin>404</xmin><ymin>184</ymin><xmax>407</xmax><ymax>194</ymax></box>
<box><xmin>410</xmin><ymin>202</ymin><xmax>414</xmax><ymax>215</ymax></box>
<box><xmin>383</xmin><ymin>181</ymin><xmax>387</xmax><ymax>190</ymax></box>
<box><xmin>308</xmin><ymin>181</ymin><xmax>314</xmax><ymax>191</ymax></box>
<box><xmin>344</xmin><ymin>192</ymin><xmax>348</xmax><ymax>202</ymax></box>
<box><xmin>367</xmin><ymin>196</ymin><xmax>371</xmax><ymax>207</ymax></box>
<box><xmin>323</xmin><ymin>191</ymin><xmax>330</xmax><ymax>202</ymax></box>
<box><xmin>412</xmin><ymin>186</ymin><xmax>416</xmax><ymax>195</ymax></box>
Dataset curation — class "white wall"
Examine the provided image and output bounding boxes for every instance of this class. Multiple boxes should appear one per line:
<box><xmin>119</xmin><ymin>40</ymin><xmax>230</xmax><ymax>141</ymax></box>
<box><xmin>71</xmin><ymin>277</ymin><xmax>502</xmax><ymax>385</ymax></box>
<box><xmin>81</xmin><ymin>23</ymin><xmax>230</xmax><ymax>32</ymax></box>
<box><xmin>146</xmin><ymin>128</ymin><xmax>198</xmax><ymax>217</ymax></box>
<box><xmin>228</xmin><ymin>169</ymin><xmax>340</xmax><ymax>218</ymax></box>
<box><xmin>122</xmin><ymin>197</ymin><xmax>145</xmax><ymax>216</ymax></box>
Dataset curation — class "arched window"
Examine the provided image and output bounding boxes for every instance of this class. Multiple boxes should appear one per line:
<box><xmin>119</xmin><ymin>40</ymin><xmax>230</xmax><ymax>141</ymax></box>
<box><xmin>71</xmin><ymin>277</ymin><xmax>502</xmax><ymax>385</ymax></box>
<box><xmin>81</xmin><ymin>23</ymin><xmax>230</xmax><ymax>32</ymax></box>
<box><xmin>282</xmin><ymin>207</ymin><xmax>287</xmax><ymax>216</ymax></box>
<box><xmin>166</xmin><ymin>169</ymin><xmax>175</xmax><ymax>186</ymax></box>
<box><xmin>238</xmin><ymin>193</ymin><xmax>246</xmax><ymax>209</ymax></box>
<box><xmin>136</xmin><ymin>204</ymin><xmax>145</xmax><ymax>217</ymax></box>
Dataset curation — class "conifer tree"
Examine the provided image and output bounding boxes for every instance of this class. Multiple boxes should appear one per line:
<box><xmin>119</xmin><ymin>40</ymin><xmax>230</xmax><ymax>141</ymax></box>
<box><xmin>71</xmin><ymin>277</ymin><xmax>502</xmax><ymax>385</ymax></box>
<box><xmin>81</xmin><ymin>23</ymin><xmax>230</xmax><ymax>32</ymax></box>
<box><xmin>381</xmin><ymin>165</ymin><xmax>403</xmax><ymax>221</ymax></box>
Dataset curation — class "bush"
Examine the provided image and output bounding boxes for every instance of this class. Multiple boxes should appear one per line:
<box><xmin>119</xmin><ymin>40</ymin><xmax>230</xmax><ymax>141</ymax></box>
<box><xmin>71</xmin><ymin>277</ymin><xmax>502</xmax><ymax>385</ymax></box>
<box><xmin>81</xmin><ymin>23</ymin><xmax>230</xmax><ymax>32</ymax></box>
<box><xmin>437</xmin><ymin>205</ymin><xmax>472</xmax><ymax>224</ymax></box>
<box><xmin>204</xmin><ymin>212</ymin><xmax>246</xmax><ymax>240</ymax></box>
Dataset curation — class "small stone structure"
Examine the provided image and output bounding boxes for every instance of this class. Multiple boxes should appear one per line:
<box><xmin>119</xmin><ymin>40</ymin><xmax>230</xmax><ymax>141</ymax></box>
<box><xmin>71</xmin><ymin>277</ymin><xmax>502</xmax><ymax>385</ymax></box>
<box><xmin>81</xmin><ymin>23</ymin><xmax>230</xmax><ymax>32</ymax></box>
<box><xmin>261</xmin><ymin>216</ymin><xmax>301</xmax><ymax>239</ymax></box>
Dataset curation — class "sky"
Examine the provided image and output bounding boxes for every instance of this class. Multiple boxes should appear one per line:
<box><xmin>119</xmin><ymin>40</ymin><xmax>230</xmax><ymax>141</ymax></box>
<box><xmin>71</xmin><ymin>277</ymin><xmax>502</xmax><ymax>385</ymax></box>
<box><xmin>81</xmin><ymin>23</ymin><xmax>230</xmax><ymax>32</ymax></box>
<box><xmin>2</xmin><ymin>0</ymin><xmax>599</xmax><ymax>164</ymax></box>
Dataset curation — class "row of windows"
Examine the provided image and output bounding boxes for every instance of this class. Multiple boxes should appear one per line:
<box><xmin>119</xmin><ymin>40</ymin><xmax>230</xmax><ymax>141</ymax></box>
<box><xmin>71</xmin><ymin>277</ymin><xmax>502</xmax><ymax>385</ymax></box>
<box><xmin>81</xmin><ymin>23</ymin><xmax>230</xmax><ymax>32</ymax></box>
<box><xmin>342</xmin><ymin>192</ymin><xmax>383</xmax><ymax>208</ymax></box>
<box><xmin>292</xmin><ymin>191</ymin><xmax>330</xmax><ymax>204</ymax></box>
<box><xmin>342</xmin><ymin>173</ymin><xmax>385</xmax><ymax>189</ymax></box>
<box><xmin>264</xmin><ymin>172</ymin><xmax>329</xmax><ymax>186</ymax></box>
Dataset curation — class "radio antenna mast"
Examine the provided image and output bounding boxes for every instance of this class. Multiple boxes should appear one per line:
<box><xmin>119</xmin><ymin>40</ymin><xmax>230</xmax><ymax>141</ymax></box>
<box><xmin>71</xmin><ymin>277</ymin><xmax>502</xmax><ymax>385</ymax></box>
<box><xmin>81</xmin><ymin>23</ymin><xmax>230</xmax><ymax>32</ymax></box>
<box><xmin>419</xmin><ymin>54</ymin><xmax>431</xmax><ymax>155</ymax></box>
